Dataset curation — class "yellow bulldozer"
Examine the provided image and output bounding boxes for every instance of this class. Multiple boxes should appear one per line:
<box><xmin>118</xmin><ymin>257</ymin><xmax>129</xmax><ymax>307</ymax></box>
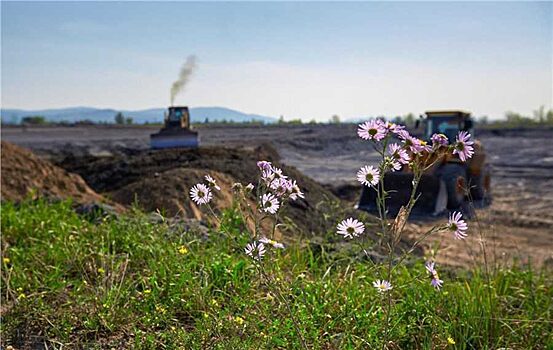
<box><xmin>150</xmin><ymin>106</ymin><xmax>199</xmax><ymax>149</ymax></box>
<box><xmin>357</xmin><ymin>110</ymin><xmax>491</xmax><ymax>216</ymax></box>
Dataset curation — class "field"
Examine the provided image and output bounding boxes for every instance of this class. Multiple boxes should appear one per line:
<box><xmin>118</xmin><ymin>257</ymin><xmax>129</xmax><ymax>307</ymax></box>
<box><xmin>2</xmin><ymin>124</ymin><xmax>553</xmax><ymax>349</ymax></box>
<box><xmin>3</xmin><ymin>124</ymin><xmax>553</xmax><ymax>267</ymax></box>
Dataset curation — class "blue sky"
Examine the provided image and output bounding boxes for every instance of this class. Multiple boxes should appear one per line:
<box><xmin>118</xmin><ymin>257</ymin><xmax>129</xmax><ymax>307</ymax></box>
<box><xmin>2</xmin><ymin>1</ymin><xmax>551</xmax><ymax>120</ymax></box>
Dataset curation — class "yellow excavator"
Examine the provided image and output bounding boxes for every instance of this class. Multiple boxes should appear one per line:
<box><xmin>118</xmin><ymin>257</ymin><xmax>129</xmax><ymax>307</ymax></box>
<box><xmin>357</xmin><ymin>110</ymin><xmax>491</xmax><ymax>216</ymax></box>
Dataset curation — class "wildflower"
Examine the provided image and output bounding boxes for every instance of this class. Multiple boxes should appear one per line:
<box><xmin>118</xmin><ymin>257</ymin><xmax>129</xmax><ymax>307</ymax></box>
<box><xmin>388</xmin><ymin>158</ymin><xmax>402</xmax><ymax>172</ymax></box>
<box><xmin>453</xmin><ymin>131</ymin><xmax>474</xmax><ymax>162</ymax></box>
<box><xmin>398</xmin><ymin>131</ymin><xmax>427</xmax><ymax>154</ymax></box>
<box><xmin>97</xmin><ymin>267</ymin><xmax>105</xmax><ymax>274</ymax></box>
<box><xmin>259</xmin><ymin>236</ymin><xmax>285</xmax><ymax>249</ymax></box>
<box><xmin>18</xmin><ymin>293</ymin><xmax>26</xmax><ymax>300</ymax></box>
<box><xmin>3</xmin><ymin>257</ymin><xmax>10</xmax><ymax>264</ymax></box>
<box><xmin>383</xmin><ymin>121</ymin><xmax>405</xmax><ymax>135</ymax></box>
<box><xmin>178</xmin><ymin>246</ymin><xmax>188</xmax><ymax>255</ymax></box>
<box><xmin>431</xmin><ymin>133</ymin><xmax>449</xmax><ymax>147</ymax></box>
<box><xmin>388</xmin><ymin>143</ymin><xmax>410</xmax><ymax>165</ymax></box>
<box><xmin>245</xmin><ymin>183</ymin><xmax>255</xmax><ymax>192</ymax></box>
<box><xmin>234</xmin><ymin>316</ymin><xmax>245</xmax><ymax>325</ymax></box>
<box><xmin>336</xmin><ymin>218</ymin><xmax>365</xmax><ymax>239</ymax></box>
<box><xmin>143</xmin><ymin>289</ymin><xmax>151</xmax><ymax>294</ymax></box>
<box><xmin>261</xmin><ymin>169</ymin><xmax>275</xmax><ymax>183</ymax></box>
<box><xmin>448</xmin><ymin>211</ymin><xmax>468</xmax><ymax>239</ymax></box>
<box><xmin>447</xmin><ymin>337</ymin><xmax>456</xmax><ymax>345</ymax></box>
<box><xmin>257</xmin><ymin>161</ymin><xmax>272</xmax><ymax>171</ymax></box>
<box><xmin>190</xmin><ymin>184</ymin><xmax>213</xmax><ymax>205</ymax></box>
<box><xmin>270</xmin><ymin>178</ymin><xmax>293</xmax><ymax>196</ymax></box>
<box><xmin>271</xmin><ymin>167</ymin><xmax>287</xmax><ymax>180</ymax></box>
<box><xmin>357</xmin><ymin>120</ymin><xmax>386</xmax><ymax>141</ymax></box>
<box><xmin>260</xmin><ymin>193</ymin><xmax>280</xmax><ymax>214</ymax></box>
<box><xmin>373</xmin><ymin>279</ymin><xmax>393</xmax><ymax>293</ymax></box>
<box><xmin>356</xmin><ymin>165</ymin><xmax>380</xmax><ymax>187</ymax></box>
<box><xmin>245</xmin><ymin>241</ymin><xmax>266</xmax><ymax>261</ymax></box>
<box><xmin>205</xmin><ymin>175</ymin><xmax>221</xmax><ymax>191</ymax></box>
<box><xmin>425</xmin><ymin>261</ymin><xmax>444</xmax><ymax>290</ymax></box>
<box><xmin>288</xmin><ymin>180</ymin><xmax>305</xmax><ymax>200</ymax></box>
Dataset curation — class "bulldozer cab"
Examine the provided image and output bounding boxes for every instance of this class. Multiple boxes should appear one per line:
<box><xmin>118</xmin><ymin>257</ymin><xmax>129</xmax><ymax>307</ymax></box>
<box><xmin>422</xmin><ymin>110</ymin><xmax>473</xmax><ymax>142</ymax></box>
<box><xmin>165</xmin><ymin>106</ymin><xmax>191</xmax><ymax>129</ymax></box>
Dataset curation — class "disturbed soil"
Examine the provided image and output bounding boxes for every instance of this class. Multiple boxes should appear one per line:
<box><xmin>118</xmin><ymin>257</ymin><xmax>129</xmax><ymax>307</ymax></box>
<box><xmin>2</xmin><ymin>124</ymin><xmax>553</xmax><ymax>267</ymax></box>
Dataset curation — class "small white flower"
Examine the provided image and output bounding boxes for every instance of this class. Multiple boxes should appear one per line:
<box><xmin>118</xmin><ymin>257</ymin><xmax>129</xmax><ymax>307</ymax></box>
<box><xmin>245</xmin><ymin>183</ymin><xmax>255</xmax><ymax>191</ymax></box>
<box><xmin>205</xmin><ymin>175</ymin><xmax>221</xmax><ymax>191</ymax></box>
<box><xmin>190</xmin><ymin>184</ymin><xmax>212</xmax><ymax>205</ymax></box>
<box><xmin>259</xmin><ymin>236</ymin><xmax>285</xmax><ymax>249</ymax></box>
<box><xmin>261</xmin><ymin>193</ymin><xmax>280</xmax><ymax>214</ymax></box>
<box><xmin>336</xmin><ymin>218</ymin><xmax>365</xmax><ymax>239</ymax></box>
<box><xmin>271</xmin><ymin>167</ymin><xmax>288</xmax><ymax>180</ymax></box>
<box><xmin>373</xmin><ymin>279</ymin><xmax>393</xmax><ymax>293</ymax></box>
<box><xmin>245</xmin><ymin>242</ymin><xmax>266</xmax><ymax>261</ymax></box>
<box><xmin>356</xmin><ymin>165</ymin><xmax>380</xmax><ymax>187</ymax></box>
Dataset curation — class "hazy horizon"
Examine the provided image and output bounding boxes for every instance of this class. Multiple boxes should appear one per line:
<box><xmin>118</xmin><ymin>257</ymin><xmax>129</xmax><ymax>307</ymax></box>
<box><xmin>2</xmin><ymin>1</ymin><xmax>551</xmax><ymax>121</ymax></box>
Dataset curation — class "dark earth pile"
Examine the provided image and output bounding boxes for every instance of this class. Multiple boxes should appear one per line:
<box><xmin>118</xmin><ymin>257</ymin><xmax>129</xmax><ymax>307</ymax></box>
<box><xmin>57</xmin><ymin>144</ymin><xmax>349</xmax><ymax>236</ymax></box>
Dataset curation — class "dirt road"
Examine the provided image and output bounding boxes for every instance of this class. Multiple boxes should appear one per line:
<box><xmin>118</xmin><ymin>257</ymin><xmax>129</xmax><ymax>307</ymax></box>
<box><xmin>3</xmin><ymin>124</ymin><xmax>552</xmax><ymax>266</ymax></box>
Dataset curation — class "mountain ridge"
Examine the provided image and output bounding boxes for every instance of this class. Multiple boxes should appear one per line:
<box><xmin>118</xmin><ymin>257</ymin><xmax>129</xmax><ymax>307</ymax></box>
<box><xmin>1</xmin><ymin>106</ymin><xmax>276</xmax><ymax>124</ymax></box>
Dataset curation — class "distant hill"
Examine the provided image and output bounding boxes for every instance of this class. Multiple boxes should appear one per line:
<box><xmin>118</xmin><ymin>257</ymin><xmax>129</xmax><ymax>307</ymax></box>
<box><xmin>0</xmin><ymin>106</ymin><xmax>276</xmax><ymax>124</ymax></box>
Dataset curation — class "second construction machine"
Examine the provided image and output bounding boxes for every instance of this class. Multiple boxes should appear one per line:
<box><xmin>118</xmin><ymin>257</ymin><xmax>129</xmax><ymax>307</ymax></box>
<box><xmin>357</xmin><ymin>110</ymin><xmax>491</xmax><ymax>216</ymax></box>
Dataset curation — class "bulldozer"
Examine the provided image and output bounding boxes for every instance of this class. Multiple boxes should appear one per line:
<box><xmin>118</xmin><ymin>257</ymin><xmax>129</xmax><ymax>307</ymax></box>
<box><xmin>150</xmin><ymin>106</ymin><xmax>199</xmax><ymax>149</ymax></box>
<box><xmin>357</xmin><ymin>110</ymin><xmax>491</xmax><ymax>216</ymax></box>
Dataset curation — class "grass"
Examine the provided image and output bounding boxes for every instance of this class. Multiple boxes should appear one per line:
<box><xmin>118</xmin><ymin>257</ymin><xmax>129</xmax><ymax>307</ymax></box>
<box><xmin>1</xmin><ymin>199</ymin><xmax>552</xmax><ymax>349</ymax></box>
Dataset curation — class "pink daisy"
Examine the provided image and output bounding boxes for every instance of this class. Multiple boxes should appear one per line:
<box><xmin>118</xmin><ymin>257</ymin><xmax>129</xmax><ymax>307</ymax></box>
<box><xmin>425</xmin><ymin>261</ymin><xmax>444</xmax><ymax>290</ymax></box>
<box><xmin>388</xmin><ymin>143</ymin><xmax>410</xmax><ymax>165</ymax></box>
<box><xmin>453</xmin><ymin>131</ymin><xmax>474</xmax><ymax>162</ymax></box>
<box><xmin>448</xmin><ymin>211</ymin><xmax>468</xmax><ymax>239</ymax></box>
<box><xmin>431</xmin><ymin>133</ymin><xmax>449</xmax><ymax>147</ymax></box>
<box><xmin>357</xmin><ymin>120</ymin><xmax>386</xmax><ymax>141</ymax></box>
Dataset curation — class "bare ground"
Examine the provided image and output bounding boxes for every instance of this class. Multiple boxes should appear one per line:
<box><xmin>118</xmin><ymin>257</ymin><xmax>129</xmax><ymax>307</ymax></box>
<box><xmin>3</xmin><ymin>124</ymin><xmax>552</xmax><ymax>267</ymax></box>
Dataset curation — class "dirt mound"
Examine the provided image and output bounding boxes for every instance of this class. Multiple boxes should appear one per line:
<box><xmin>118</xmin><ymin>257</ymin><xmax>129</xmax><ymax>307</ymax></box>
<box><xmin>1</xmin><ymin>141</ymin><xmax>105</xmax><ymax>204</ymax></box>
<box><xmin>58</xmin><ymin>144</ymin><xmax>347</xmax><ymax>235</ymax></box>
<box><xmin>110</xmin><ymin>168</ymin><xmax>236</xmax><ymax>220</ymax></box>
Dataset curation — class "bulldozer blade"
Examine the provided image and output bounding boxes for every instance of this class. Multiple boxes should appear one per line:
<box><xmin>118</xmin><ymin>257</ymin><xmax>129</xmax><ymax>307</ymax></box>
<box><xmin>150</xmin><ymin>130</ymin><xmax>199</xmax><ymax>149</ymax></box>
<box><xmin>356</xmin><ymin>173</ymin><xmax>447</xmax><ymax>217</ymax></box>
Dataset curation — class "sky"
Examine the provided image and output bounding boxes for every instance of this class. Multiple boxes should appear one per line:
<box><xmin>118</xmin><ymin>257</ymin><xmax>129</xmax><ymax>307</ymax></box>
<box><xmin>1</xmin><ymin>1</ymin><xmax>552</xmax><ymax>121</ymax></box>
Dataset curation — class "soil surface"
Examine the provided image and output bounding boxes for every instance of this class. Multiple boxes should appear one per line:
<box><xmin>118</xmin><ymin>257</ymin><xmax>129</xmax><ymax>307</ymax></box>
<box><xmin>3</xmin><ymin>124</ymin><xmax>552</xmax><ymax>267</ymax></box>
<box><xmin>1</xmin><ymin>141</ymin><xmax>104</xmax><ymax>204</ymax></box>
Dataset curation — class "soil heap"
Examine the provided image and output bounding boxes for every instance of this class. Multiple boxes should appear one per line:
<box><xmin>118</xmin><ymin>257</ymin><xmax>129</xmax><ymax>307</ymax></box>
<box><xmin>58</xmin><ymin>144</ymin><xmax>349</xmax><ymax>235</ymax></box>
<box><xmin>1</xmin><ymin>141</ymin><xmax>105</xmax><ymax>204</ymax></box>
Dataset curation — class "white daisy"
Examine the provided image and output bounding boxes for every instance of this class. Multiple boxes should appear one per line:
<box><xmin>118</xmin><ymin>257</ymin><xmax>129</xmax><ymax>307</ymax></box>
<box><xmin>336</xmin><ymin>218</ymin><xmax>365</xmax><ymax>239</ymax></box>
<box><xmin>189</xmin><ymin>184</ymin><xmax>212</xmax><ymax>205</ymax></box>
<box><xmin>356</xmin><ymin>166</ymin><xmax>380</xmax><ymax>187</ymax></box>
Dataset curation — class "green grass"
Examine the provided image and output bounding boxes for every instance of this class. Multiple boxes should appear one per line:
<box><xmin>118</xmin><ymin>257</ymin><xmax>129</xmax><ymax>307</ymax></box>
<box><xmin>1</xmin><ymin>200</ymin><xmax>552</xmax><ymax>349</ymax></box>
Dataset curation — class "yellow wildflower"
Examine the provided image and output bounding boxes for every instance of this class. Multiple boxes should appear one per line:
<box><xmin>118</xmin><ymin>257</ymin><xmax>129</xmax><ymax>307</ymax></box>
<box><xmin>3</xmin><ymin>257</ymin><xmax>10</xmax><ymax>264</ymax></box>
<box><xmin>234</xmin><ymin>316</ymin><xmax>245</xmax><ymax>325</ymax></box>
<box><xmin>178</xmin><ymin>246</ymin><xmax>189</xmax><ymax>255</ymax></box>
<box><xmin>447</xmin><ymin>337</ymin><xmax>456</xmax><ymax>345</ymax></box>
<box><xmin>97</xmin><ymin>267</ymin><xmax>105</xmax><ymax>274</ymax></box>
